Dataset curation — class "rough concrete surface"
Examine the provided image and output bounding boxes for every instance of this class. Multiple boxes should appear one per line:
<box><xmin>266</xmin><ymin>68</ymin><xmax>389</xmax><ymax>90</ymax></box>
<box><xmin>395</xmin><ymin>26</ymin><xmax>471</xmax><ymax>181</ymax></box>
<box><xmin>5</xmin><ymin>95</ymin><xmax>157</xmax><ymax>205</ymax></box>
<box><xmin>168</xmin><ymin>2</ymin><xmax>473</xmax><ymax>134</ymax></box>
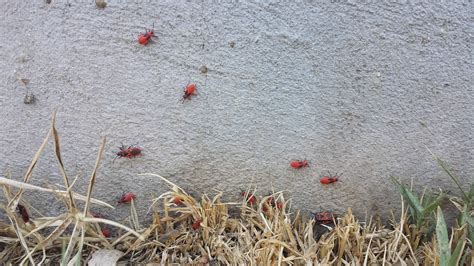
<box><xmin>0</xmin><ymin>0</ymin><xmax>472</xmax><ymax>224</ymax></box>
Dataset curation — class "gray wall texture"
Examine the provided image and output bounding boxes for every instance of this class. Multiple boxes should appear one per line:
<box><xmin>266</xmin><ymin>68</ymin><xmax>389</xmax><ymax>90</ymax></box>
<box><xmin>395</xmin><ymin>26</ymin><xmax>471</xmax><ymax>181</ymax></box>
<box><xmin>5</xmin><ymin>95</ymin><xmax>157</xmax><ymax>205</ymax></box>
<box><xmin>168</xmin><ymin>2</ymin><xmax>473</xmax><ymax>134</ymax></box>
<box><xmin>0</xmin><ymin>0</ymin><xmax>472</xmax><ymax>223</ymax></box>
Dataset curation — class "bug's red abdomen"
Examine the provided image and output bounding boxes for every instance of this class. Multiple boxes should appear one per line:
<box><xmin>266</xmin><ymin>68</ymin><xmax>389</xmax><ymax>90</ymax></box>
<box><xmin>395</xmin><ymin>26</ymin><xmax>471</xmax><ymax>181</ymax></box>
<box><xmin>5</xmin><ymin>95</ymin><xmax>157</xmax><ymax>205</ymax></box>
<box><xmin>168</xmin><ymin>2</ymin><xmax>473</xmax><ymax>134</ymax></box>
<box><xmin>314</xmin><ymin>212</ymin><xmax>336</xmax><ymax>224</ymax></box>
<box><xmin>101</xmin><ymin>228</ymin><xmax>111</xmax><ymax>237</ymax></box>
<box><xmin>16</xmin><ymin>204</ymin><xmax>30</xmax><ymax>223</ymax></box>
<box><xmin>320</xmin><ymin>176</ymin><xmax>337</xmax><ymax>184</ymax></box>
<box><xmin>138</xmin><ymin>35</ymin><xmax>149</xmax><ymax>45</ymax></box>
<box><xmin>181</xmin><ymin>83</ymin><xmax>197</xmax><ymax>102</ymax></box>
<box><xmin>128</xmin><ymin>147</ymin><xmax>142</xmax><ymax>157</ymax></box>
<box><xmin>290</xmin><ymin>161</ymin><xmax>301</xmax><ymax>168</ymax></box>
<box><xmin>192</xmin><ymin>219</ymin><xmax>201</xmax><ymax>230</ymax></box>
<box><xmin>241</xmin><ymin>191</ymin><xmax>256</xmax><ymax>205</ymax></box>
<box><xmin>247</xmin><ymin>195</ymin><xmax>256</xmax><ymax>205</ymax></box>
<box><xmin>290</xmin><ymin>160</ymin><xmax>309</xmax><ymax>169</ymax></box>
<box><xmin>185</xmin><ymin>84</ymin><xmax>196</xmax><ymax>95</ymax></box>
<box><xmin>276</xmin><ymin>201</ymin><xmax>283</xmax><ymax>209</ymax></box>
<box><xmin>118</xmin><ymin>192</ymin><xmax>136</xmax><ymax>203</ymax></box>
<box><xmin>173</xmin><ymin>197</ymin><xmax>183</xmax><ymax>205</ymax></box>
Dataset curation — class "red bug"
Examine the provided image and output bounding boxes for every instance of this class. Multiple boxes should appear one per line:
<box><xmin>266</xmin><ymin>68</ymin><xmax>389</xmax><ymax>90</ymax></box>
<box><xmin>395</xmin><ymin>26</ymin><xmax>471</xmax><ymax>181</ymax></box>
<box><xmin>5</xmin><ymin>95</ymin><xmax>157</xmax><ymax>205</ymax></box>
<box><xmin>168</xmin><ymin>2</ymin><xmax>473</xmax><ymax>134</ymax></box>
<box><xmin>118</xmin><ymin>192</ymin><xmax>136</xmax><ymax>203</ymax></box>
<box><xmin>101</xmin><ymin>227</ymin><xmax>111</xmax><ymax>237</ymax></box>
<box><xmin>265</xmin><ymin>193</ymin><xmax>283</xmax><ymax>209</ymax></box>
<box><xmin>114</xmin><ymin>144</ymin><xmax>143</xmax><ymax>162</ymax></box>
<box><xmin>138</xmin><ymin>24</ymin><xmax>155</xmax><ymax>45</ymax></box>
<box><xmin>262</xmin><ymin>203</ymin><xmax>269</xmax><ymax>212</ymax></box>
<box><xmin>276</xmin><ymin>201</ymin><xmax>283</xmax><ymax>210</ymax></box>
<box><xmin>126</xmin><ymin>146</ymin><xmax>143</xmax><ymax>158</ymax></box>
<box><xmin>267</xmin><ymin>196</ymin><xmax>275</xmax><ymax>206</ymax></box>
<box><xmin>247</xmin><ymin>195</ymin><xmax>256</xmax><ymax>205</ymax></box>
<box><xmin>90</xmin><ymin>212</ymin><xmax>103</xmax><ymax>218</ymax></box>
<box><xmin>181</xmin><ymin>83</ymin><xmax>197</xmax><ymax>102</ymax></box>
<box><xmin>313</xmin><ymin>211</ymin><xmax>336</xmax><ymax>225</ymax></box>
<box><xmin>16</xmin><ymin>204</ymin><xmax>30</xmax><ymax>223</ymax></box>
<box><xmin>290</xmin><ymin>159</ymin><xmax>309</xmax><ymax>169</ymax></box>
<box><xmin>192</xmin><ymin>219</ymin><xmax>201</xmax><ymax>230</ymax></box>
<box><xmin>241</xmin><ymin>191</ymin><xmax>256</xmax><ymax>205</ymax></box>
<box><xmin>320</xmin><ymin>172</ymin><xmax>342</xmax><ymax>185</ymax></box>
<box><xmin>173</xmin><ymin>197</ymin><xmax>184</xmax><ymax>205</ymax></box>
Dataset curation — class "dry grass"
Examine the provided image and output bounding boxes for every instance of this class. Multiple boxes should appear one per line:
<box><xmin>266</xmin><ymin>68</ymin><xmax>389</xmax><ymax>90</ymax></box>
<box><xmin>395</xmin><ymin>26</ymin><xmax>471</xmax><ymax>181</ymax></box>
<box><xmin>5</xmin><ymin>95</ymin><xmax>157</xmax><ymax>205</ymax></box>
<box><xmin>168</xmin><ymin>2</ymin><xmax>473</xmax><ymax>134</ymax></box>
<box><xmin>0</xmin><ymin>114</ymin><xmax>471</xmax><ymax>265</ymax></box>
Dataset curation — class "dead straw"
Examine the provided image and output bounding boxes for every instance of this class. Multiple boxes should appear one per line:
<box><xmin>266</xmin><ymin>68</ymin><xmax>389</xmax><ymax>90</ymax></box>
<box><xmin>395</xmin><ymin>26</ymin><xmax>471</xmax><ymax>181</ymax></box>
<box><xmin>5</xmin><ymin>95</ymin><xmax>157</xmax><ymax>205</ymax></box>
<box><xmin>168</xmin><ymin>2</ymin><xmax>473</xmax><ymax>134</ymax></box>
<box><xmin>0</xmin><ymin>114</ymin><xmax>471</xmax><ymax>265</ymax></box>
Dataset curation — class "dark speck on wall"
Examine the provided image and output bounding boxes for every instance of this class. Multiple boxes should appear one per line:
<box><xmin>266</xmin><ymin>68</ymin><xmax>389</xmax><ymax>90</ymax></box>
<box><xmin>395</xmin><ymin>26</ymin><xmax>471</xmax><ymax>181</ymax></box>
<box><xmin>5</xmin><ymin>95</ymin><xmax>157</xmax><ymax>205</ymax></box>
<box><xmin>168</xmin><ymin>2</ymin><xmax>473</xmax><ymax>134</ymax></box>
<box><xmin>96</xmin><ymin>0</ymin><xmax>107</xmax><ymax>9</ymax></box>
<box><xmin>24</xmin><ymin>92</ymin><xmax>35</xmax><ymax>104</ymax></box>
<box><xmin>199</xmin><ymin>65</ymin><xmax>208</xmax><ymax>74</ymax></box>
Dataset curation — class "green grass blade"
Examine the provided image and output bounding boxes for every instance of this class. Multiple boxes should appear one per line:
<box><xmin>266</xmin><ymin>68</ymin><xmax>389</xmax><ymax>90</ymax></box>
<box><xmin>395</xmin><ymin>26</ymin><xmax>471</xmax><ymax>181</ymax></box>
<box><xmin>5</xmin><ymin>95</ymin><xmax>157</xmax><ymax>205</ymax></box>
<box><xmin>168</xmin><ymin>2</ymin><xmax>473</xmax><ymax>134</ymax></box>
<box><xmin>402</xmin><ymin>186</ymin><xmax>424</xmax><ymax>219</ymax></box>
<box><xmin>466</xmin><ymin>214</ymin><xmax>474</xmax><ymax>244</ymax></box>
<box><xmin>436</xmin><ymin>158</ymin><xmax>468</xmax><ymax>201</ymax></box>
<box><xmin>459</xmin><ymin>251</ymin><xmax>469</xmax><ymax>266</ymax></box>
<box><xmin>468</xmin><ymin>183</ymin><xmax>474</xmax><ymax>204</ymax></box>
<box><xmin>391</xmin><ymin>176</ymin><xmax>423</xmax><ymax>216</ymax></box>
<box><xmin>466</xmin><ymin>215</ymin><xmax>474</xmax><ymax>228</ymax></box>
<box><xmin>468</xmin><ymin>230</ymin><xmax>474</xmax><ymax>247</ymax></box>
<box><xmin>457</xmin><ymin>204</ymin><xmax>467</xmax><ymax>225</ymax></box>
<box><xmin>448</xmin><ymin>233</ymin><xmax>466</xmax><ymax>266</ymax></box>
<box><xmin>422</xmin><ymin>193</ymin><xmax>445</xmax><ymax>216</ymax></box>
<box><xmin>436</xmin><ymin>207</ymin><xmax>450</xmax><ymax>266</ymax></box>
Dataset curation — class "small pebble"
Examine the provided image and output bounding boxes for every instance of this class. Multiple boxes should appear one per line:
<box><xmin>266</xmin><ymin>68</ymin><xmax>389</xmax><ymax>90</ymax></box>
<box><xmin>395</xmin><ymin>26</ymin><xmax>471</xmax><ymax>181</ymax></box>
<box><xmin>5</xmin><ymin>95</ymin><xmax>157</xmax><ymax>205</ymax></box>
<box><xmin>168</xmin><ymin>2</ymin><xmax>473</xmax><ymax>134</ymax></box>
<box><xmin>199</xmin><ymin>65</ymin><xmax>208</xmax><ymax>74</ymax></box>
<box><xmin>96</xmin><ymin>0</ymin><xmax>107</xmax><ymax>8</ymax></box>
<box><xmin>19</xmin><ymin>79</ymin><xmax>29</xmax><ymax>86</ymax></box>
<box><xmin>24</xmin><ymin>92</ymin><xmax>35</xmax><ymax>104</ymax></box>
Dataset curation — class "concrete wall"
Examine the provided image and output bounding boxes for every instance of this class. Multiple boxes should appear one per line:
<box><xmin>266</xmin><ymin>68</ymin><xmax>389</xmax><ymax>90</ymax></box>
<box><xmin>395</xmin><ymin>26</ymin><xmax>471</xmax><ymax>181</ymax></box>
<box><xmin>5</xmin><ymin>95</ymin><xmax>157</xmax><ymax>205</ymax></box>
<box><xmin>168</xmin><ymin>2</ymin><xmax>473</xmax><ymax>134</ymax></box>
<box><xmin>0</xmin><ymin>0</ymin><xmax>472</xmax><ymax>222</ymax></box>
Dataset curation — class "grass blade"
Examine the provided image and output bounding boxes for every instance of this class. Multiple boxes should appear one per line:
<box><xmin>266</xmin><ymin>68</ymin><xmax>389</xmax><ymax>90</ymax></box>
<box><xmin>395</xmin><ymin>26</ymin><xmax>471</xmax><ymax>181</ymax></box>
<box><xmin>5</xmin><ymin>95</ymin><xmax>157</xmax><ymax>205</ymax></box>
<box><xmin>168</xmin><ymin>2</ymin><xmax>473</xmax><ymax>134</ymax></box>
<box><xmin>62</xmin><ymin>220</ymin><xmax>81</xmax><ymax>265</ymax></box>
<box><xmin>82</xmin><ymin>217</ymin><xmax>144</xmax><ymax>240</ymax></box>
<box><xmin>391</xmin><ymin>177</ymin><xmax>423</xmax><ymax>221</ymax></box>
<box><xmin>0</xmin><ymin>176</ymin><xmax>114</xmax><ymax>209</ymax></box>
<box><xmin>448</xmin><ymin>232</ymin><xmax>465</xmax><ymax>266</ymax></box>
<box><xmin>401</xmin><ymin>187</ymin><xmax>423</xmax><ymax>216</ymax></box>
<box><xmin>435</xmin><ymin>157</ymin><xmax>468</xmax><ymax>201</ymax></box>
<box><xmin>391</xmin><ymin>177</ymin><xmax>423</xmax><ymax>212</ymax></box>
<box><xmin>468</xmin><ymin>183</ymin><xmax>474</xmax><ymax>204</ymax></box>
<box><xmin>130</xmin><ymin>198</ymin><xmax>140</xmax><ymax>231</ymax></box>
<box><xmin>83</xmin><ymin>136</ymin><xmax>107</xmax><ymax>214</ymax></box>
<box><xmin>422</xmin><ymin>193</ymin><xmax>445</xmax><ymax>216</ymax></box>
<box><xmin>436</xmin><ymin>207</ymin><xmax>450</xmax><ymax>266</ymax></box>
<box><xmin>51</xmin><ymin>113</ymin><xmax>76</xmax><ymax>210</ymax></box>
